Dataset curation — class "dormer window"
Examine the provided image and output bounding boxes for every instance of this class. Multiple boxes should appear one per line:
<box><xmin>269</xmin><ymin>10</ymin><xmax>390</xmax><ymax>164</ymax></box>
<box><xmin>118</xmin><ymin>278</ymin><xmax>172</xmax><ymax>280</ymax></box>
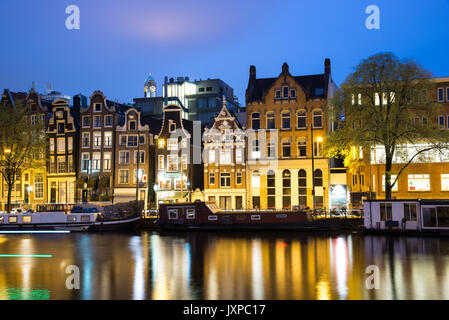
<box><xmin>129</xmin><ymin>120</ymin><xmax>136</xmax><ymax>131</ymax></box>
<box><xmin>94</xmin><ymin>103</ymin><xmax>101</xmax><ymax>112</ymax></box>
<box><xmin>169</xmin><ymin>122</ymin><xmax>176</xmax><ymax>133</ymax></box>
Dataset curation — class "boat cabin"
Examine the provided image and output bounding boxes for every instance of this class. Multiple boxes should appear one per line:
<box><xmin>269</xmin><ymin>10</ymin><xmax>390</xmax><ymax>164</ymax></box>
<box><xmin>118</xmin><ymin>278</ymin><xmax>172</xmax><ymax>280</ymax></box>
<box><xmin>364</xmin><ymin>199</ymin><xmax>449</xmax><ymax>232</ymax></box>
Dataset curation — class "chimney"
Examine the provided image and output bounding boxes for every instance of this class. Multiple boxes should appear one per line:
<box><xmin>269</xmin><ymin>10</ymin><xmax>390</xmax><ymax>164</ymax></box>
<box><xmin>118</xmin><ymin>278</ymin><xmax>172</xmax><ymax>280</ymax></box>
<box><xmin>164</xmin><ymin>76</ymin><xmax>168</xmax><ymax>106</ymax></box>
<box><xmin>249</xmin><ymin>65</ymin><xmax>256</xmax><ymax>83</ymax></box>
<box><xmin>247</xmin><ymin>65</ymin><xmax>257</xmax><ymax>102</ymax></box>
<box><xmin>325</xmin><ymin>58</ymin><xmax>331</xmax><ymax>76</ymax></box>
<box><xmin>73</xmin><ymin>95</ymin><xmax>81</xmax><ymax>114</ymax></box>
<box><xmin>282</xmin><ymin>62</ymin><xmax>289</xmax><ymax>74</ymax></box>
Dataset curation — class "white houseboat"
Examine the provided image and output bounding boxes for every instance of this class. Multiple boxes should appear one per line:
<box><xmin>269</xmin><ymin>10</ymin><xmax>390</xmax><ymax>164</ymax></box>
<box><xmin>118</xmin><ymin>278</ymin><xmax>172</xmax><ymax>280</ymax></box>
<box><xmin>364</xmin><ymin>199</ymin><xmax>449</xmax><ymax>233</ymax></box>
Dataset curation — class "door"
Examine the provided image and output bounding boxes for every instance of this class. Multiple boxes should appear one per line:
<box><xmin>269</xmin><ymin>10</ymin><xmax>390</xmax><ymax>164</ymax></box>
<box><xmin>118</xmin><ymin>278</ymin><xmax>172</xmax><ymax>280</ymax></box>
<box><xmin>235</xmin><ymin>196</ymin><xmax>243</xmax><ymax>210</ymax></box>
<box><xmin>50</xmin><ymin>188</ymin><xmax>57</xmax><ymax>203</ymax></box>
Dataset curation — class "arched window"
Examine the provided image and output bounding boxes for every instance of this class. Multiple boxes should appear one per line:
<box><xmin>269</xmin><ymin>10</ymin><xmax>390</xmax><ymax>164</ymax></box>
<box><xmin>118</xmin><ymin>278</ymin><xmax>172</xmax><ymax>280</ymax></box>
<box><xmin>313</xmin><ymin>109</ymin><xmax>323</xmax><ymax>128</ymax></box>
<box><xmin>298</xmin><ymin>170</ymin><xmax>307</xmax><ymax>207</ymax></box>
<box><xmin>266</xmin><ymin>112</ymin><xmax>275</xmax><ymax>129</ymax></box>
<box><xmin>297</xmin><ymin>110</ymin><xmax>306</xmax><ymax>129</ymax></box>
<box><xmin>252</xmin><ymin>171</ymin><xmax>260</xmax><ymax>188</ymax></box>
<box><xmin>314</xmin><ymin>169</ymin><xmax>323</xmax><ymax>187</ymax></box>
<box><xmin>252</xmin><ymin>113</ymin><xmax>260</xmax><ymax>130</ymax></box>
<box><xmin>282</xmin><ymin>170</ymin><xmax>291</xmax><ymax>210</ymax></box>
<box><xmin>282</xmin><ymin>111</ymin><xmax>291</xmax><ymax>129</ymax></box>
<box><xmin>267</xmin><ymin>170</ymin><xmax>276</xmax><ymax>209</ymax></box>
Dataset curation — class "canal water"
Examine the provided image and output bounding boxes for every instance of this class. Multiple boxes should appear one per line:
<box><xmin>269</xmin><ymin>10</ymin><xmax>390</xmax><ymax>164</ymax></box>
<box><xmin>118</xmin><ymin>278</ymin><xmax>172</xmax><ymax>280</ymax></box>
<box><xmin>0</xmin><ymin>231</ymin><xmax>447</xmax><ymax>300</ymax></box>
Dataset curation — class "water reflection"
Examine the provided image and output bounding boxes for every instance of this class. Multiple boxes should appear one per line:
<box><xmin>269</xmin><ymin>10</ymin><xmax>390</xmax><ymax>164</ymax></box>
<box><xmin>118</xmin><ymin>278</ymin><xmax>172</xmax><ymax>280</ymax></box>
<box><xmin>0</xmin><ymin>232</ymin><xmax>449</xmax><ymax>299</ymax></box>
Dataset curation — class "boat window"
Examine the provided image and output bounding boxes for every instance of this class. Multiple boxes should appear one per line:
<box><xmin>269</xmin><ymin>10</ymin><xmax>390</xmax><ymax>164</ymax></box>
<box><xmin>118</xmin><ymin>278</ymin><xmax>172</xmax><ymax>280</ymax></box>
<box><xmin>8</xmin><ymin>216</ymin><xmax>17</xmax><ymax>223</ymax></box>
<box><xmin>22</xmin><ymin>216</ymin><xmax>32</xmax><ymax>223</ymax></box>
<box><xmin>186</xmin><ymin>209</ymin><xmax>195</xmax><ymax>219</ymax></box>
<box><xmin>208</xmin><ymin>215</ymin><xmax>218</xmax><ymax>221</ymax></box>
<box><xmin>67</xmin><ymin>216</ymin><xmax>77</xmax><ymax>222</ymax></box>
<box><xmin>81</xmin><ymin>215</ymin><xmax>91</xmax><ymax>222</ymax></box>
<box><xmin>276</xmin><ymin>214</ymin><xmax>287</xmax><ymax>219</ymax></box>
<box><xmin>168</xmin><ymin>209</ymin><xmax>178</xmax><ymax>220</ymax></box>
<box><xmin>0</xmin><ymin>217</ymin><xmax>4</xmax><ymax>224</ymax></box>
<box><xmin>251</xmin><ymin>215</ymin><xmax>261</xmax><ymax>221</ymax></box>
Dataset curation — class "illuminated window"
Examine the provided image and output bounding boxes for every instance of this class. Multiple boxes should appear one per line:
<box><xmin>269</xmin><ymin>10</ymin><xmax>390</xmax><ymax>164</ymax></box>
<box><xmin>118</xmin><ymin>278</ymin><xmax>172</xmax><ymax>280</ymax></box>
<box><xmin>8</xmin><ymin>216</ymin><xmax>17</xmax><ymax>223</ymax></box>
<box><xmin>93</xmin><ymin>132</ymin><xmax>101</xmax><ymax>148</ymax></box>
<box><xmin>186</xmin><ymin>209</ymin><xmax>195</xmax><ymax>220</ymax></box>
<box><xmin>219</xmin><ymin>149</ymin><xmax>232</xmax><ymax>164</ymax></box>
<box><xmin>92</xmin><ymin>153</ymin><xmax>101</xmax><ymax>171</ymax></box>
<box><xmin>167</xmin><ymin>138</ymin><xmax>178</xmax><ymax>151</ymax></box>
<box><xmin>104</xmin><ymin>132</ymin><xmax>112</xmax><ymax>147</ymax></box>
<box><xmin>208</xmin><ymin>149</ymin><xmax>216</xmax><ymax>163</ymax></box>
<box><xmin>104</xmin><ymin>153</ymin><xmax>111</xmax><ymax>171</ymax></box>
<box><xmin>57</xmin><ymin>138</ymin><xmax>65</xmax><ymax>153</ymax></box>
<box><xmin>408</xmin><ymin>174</ymin><xmax>430</xmax><ymax>191</ymax></box>
<box><xmin>442</xmin><ymin>174</ymin><xmax>449</xmax><ymax>191</ymax></box>
<box><xmin>252</xmin><ymin>171</ymin><xmax>260</xmax><ymax>188</ymax></box>
<box><xmin>382</xmin><ymin>175</ymin><xmax>398</xmax><ymax>192</ymax></box>
<box><xmin>34</xmin><ymin>174</ymin><xmax>44</xmax><ymax>199</ymax></box>
<box><xmin>23</xmin><ymin>216</ymin><xmax>32</xmax><ymax>223</ymax></box>
<box><xmin>158</xmin><ymin>155</ymin><xmax>164</xmax><ymax>170</ymax></box>
<box><xmin>167</xmin><ymin>155</ymin><xmax>178</xmax><ymax>172</ymax></box>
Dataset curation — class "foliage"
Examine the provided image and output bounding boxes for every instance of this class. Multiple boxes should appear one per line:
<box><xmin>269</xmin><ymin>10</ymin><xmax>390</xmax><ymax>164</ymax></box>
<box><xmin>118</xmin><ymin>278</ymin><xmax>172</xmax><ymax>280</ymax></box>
<box><xmin>0</xmin><ymin>101</ymin><xmax>47</xmax><ymax>212</ymax></box>
<box><xmin>326</xmin><ymin>52</ymin><xmax>449</xmax><ymax>199</ymax></box>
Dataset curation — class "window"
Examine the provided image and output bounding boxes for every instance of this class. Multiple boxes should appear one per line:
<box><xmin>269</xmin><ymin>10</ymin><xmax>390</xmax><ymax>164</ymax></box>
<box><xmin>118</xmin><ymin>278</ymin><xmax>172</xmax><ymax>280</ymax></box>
<box><xmin>297</xmin><ymin>140</ymin><xmax>307</xmax><ymax>157</ymax></box>
<box><xmin>167</xmin><ymin>138</ymin><xmax>178</xmax><ymax>151</ymax></box>
<box><xmin>283</xmin><ymin>86</ymin><xmax>289</xmax><ymax>98</ymax></box>
<box><xmin>169</xmin><ymin>123</ymin><xmax>176</xmax><ymax>133</ymax></box>
<box><xmin>57</xmin><ymin>122</ymin><xmax>64</xmax><ymax>134</ymax></box>
<box><xmin>199</xmin><ymin>87</ymin><xmax>205</xmax><ymax>93</ymax></box>
<box><xmin>135</xmin><ymin>151</ymin><xmax>145</xmax><ymax>164</ymax></box>
<box><xmin>168</xmin><ymin>209</ymin><xmax>178</xmax><ymax>220</ymax></box>
<box><xmin>282</xmin><ymin>112</ymin><xmax>291</xmax><ymax>129</ymax></box>
<box><xmin>49</xmin><ymin>139</ymin><xmax>55</xmax><ymax>152</ymax></box>
<box><xmin>94</xmin><ymin>103</ymin><xmax>101</xmax><ymax>112</ymax></box>
<box><xmin>404</xmin><ymin>203</ymin><xmax>417</xmax><ymax>221</ymax></box>
<box><xmin>105</xmin><ymin>115</ymin><xmax>113</xmax><ymax>127</ymax></box>
<box><xmin>252</xmin><ymin>171</ymin><xmax>260</xmax><ymax>188</ymax></box>
<box><xmin>206</xmin><ymin>87</ymin><xmax>213</xmax><ymax>92</ymax></box>
<box><xmin>408</xmin><ymin>174</ymin><xmax>430</xmax><ymax>191</ymax></box>
<box><xmin>236</xmin><ymin>148</ymin><xmax>244</xmax><ymax>164</ymax></box>
<box><xmin>438</xmin><ymin>88</ymin><xmax>444</xmax><ymax>102</ymax></box>
<box><xmin>82</xmin><ymin>133</ymin><xmax>90</xmax><ymax>148</ymax></box>
<box><xmin>380</xmin><ymin>203</ymin><xmax>392</xmax><ymax>221</ymax></box>
<box><xmin>440</xmin><ymin>116</ymin><xmax>445</xmax><ymax>128</ymax></box>
<box><xmin>82</xmin><ymin>153</ymin><xmax>90</xmax><ymax>171</ymax></box>
<box><xmin>9</xmin><ymin>216</ymin><xmax>17</xmax><ymax>223</ymax></box>
<box><xmin>104</xmin><ymin>132</ymin><xmax>112</xmax><ymax>147</ymax></box>
<box><xmin>119</xmin><ymin>170</ymin><xmax>129</xmax><ymax>184</ymax></box>
<box><xmin>23</xmin><ymin>216</ymin><xmax>32</xmax><ymax>223</ymax></box>
<box><xmin>252</xmin><ymin>113</ymin><xmax>260</xmax><ymax>130</ymax></box>
<box><xmin>104</xmin><ymin>153</ymin><xmax>111</xmax><ymax>171</ymax></box>
<box><xmin>297</xmin><ymin>110</ymin><xmax>306</xmax><ymax>129</ymax></box>
<box><xmin>251</xmin><ymin>140</ymin><xmax>260</xmax><ymax>159</ymax></box>
<box><xmin>290</xmin><ymin>89</ymin><xmax>296</xmax><ymax>98</ymax></box>
<box><xmin>58</xmin><ymin>156</ymin><xmax>66</xmax><ymax>173</ymax></box>
<box><xmin>120</xmin><ymin>135</ymin><xmax>127</xmax><ymax>145</ymax></box>
<box><xmin>34</xmin><ymin>174</ymin><xmax>44</xmax><ymax>199</ymax></box>
<box><xmin>422</xmin><ymin>117</ymin><xmax>428</xmax><ymax>127</ymax></box>
<box><xmin>313</xmin><ymin>110</ymin><xmax>323</xmax><ymax>128</ymax></box>
<box><xmin>219</xmin><ymin>149</ymin><xmax>232</xmax><ymax>164</ymax></box>
<box><xmin>313</xmin><ymin>139</ymin><xmax>323</xmax><ymax>157</ymax></box>
<box><xmin>267</xmin><ymin>170</ymin><xmax>276</xmax><ymax>209</ymax></box>
<box><xmin>382</xmin><ymin>175</ymin><xmax>398</xmax><ymax>192</ymax></box>
<box><xmin>266</xmin><ymin>112</ymin><xmax>275</xmax><ymax>129</ymax></box>
<box><xmin>134</xmin><ymin>169</ymin><xmax>144</xmax><ymax>184</ymax></box>
<box><xmin>57</xmin><ymin>138</ymin><xmax>65</xmax><ymax>153</ymax></box>
<box><xmin>127</xmin><ymin>136</ymin><xmax>137</xmax><ymax>147</ymax></box>
<box><xmin>93</xmin><ymin>132</ymin><xmax>102</xmax><ymax>148</ymax></box>
<box><xmin>139</xmin><ymin>135</ymin><xmax>145</xmax><ymax>144</ymax></box>
<box><xmin>282</xmin><ymin>170</ymin><xmax>291</xmax><ymax>209</ymax></box>
<box><xmin>167</xmin><ymin>155</ymin><xmax>178</xmax><ymax>172</ymax></box>
<box><xmin>129</xmin><ymin>120</ymin><xmax>136</xmax><ymax>130</ymax></box>
<box><xmin>93</xmin><ymin>116</ymin><xmax>102</xmax><ymax>128</ymax></box>
<box><xmin>120</xmin><ymin>151</ymin><xmax>130</xmax><ymax>164</ymax></box>
<box><xmin>92</xmin><ymin>153</ymin><xmax>101</xmax><ymax>171</ymax></box>
<box><xmin>282</xmin><ymin>141</ymin><xmax>291</xmax><ymax>158</ymax></box>
<box><xmin>68</xmin><ymin>137</ymin><xmax>73</xmax><ymax>151</ymax></box>
<box><xmin>298</xmin><ymin>170</ymin><xmax>307</xmax><ymax>207</ymax></box>
<box><xmin>186</xmin><ymin>209</ymin><xmax>195</xmax><ymax>220</ymax></box>
<box><xmin>267</xmin><ymin>142</ymin><xmax>276</xmax><ymax>158</ymax></box>
<box><xmin>236</xmin><ymin>172</ymin><xmax>242</xmax><ymax>185</ymax></box>
<box><xmin>442</xmin><ymin>174</ymin><xmax>449</xmax><ymax>191</ymax></box>
<box><xmin>158</xmin><ymin>155</ymin><xmax>164</xmax><ymax>170</ymax></box>
<box><xmin>209</xmin><ymin>172</ymin><xmax>215</xmax><ymax>185</ymax></box>
<box><xmin>275</xmin><ymin>90</ymin><xmax>281</xmax><ymax>99</ymax></box>
<box><xmin>314</xmin><ymin>169</ymin><xmax>323</xmax><ymax>187</ymax></box>
<box><xmin>220</xmin><ymin>173</ymin><xmax>231</xmax><ymax>187</ymax></box>
<box><xmin>208</xmin><ymin>149</ymin><xmax>216</xmax><ymax>163</ymax></box>
<box><xmin>82</xmin><ymin>116</ymin><xmax>90</xmax><ymax>127</ymax></box>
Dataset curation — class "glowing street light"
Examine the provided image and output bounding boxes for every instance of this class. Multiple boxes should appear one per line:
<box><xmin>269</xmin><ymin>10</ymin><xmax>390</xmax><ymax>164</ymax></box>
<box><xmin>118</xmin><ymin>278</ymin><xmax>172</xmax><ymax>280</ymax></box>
<box><xmin>4</xmin><ymin>148</ymin><xmax>11</xmax><ymax>154</ymax></box>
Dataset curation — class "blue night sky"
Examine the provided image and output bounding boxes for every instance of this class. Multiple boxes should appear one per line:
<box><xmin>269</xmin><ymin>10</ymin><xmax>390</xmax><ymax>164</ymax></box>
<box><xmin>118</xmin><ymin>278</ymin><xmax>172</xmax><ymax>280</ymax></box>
<box><xmin>1</xmin><ymin>0</ymin><xmax>448</xmax><ymax>105</ymax></box>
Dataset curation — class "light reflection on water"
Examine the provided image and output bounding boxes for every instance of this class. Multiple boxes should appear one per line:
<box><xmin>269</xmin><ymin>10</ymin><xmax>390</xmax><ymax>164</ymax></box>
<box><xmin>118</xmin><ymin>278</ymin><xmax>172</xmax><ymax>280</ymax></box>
<box><xmin>0</xmin><ymin>232</ymin><xmax>448</xmax><ymax>300</ymax></box>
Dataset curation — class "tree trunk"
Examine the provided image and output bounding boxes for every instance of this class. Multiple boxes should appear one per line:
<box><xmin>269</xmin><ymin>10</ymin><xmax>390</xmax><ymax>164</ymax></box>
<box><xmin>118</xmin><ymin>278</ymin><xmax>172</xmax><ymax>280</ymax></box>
<box><xmin>385</xmin><ymin>156</ymin><xmax>393</xmax><ymax>200</ymax></box>
<box><xmin>6</xmin><ymin>182</ymin><xmax>12</xmax><ymax>213</ymax></box>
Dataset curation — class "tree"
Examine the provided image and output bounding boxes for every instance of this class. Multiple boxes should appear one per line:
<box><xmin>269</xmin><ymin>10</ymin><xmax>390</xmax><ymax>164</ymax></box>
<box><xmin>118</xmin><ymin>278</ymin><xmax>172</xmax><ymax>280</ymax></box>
<box><xmin>327</xmin><ymin>52</ymin><xmax>449</xmax><ymax>199</ymax></box>
<box><xmin>0</xmin><ymin>101</ymin><xmax>47</xmax><ymax>212</ymax></box>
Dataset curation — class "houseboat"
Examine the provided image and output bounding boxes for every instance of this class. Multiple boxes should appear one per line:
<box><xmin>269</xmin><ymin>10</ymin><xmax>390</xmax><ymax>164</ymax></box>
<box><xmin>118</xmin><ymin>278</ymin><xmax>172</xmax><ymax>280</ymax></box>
<box><xmin>157</xmin><ymin>201</ymin><xmax>363</xmax><ymax>231</ymax></box>
<box><xmin>0</xmin><ymin>204</ymin><xmax>141</xmax><ymax>232</ymax></box>
<box><xmin>364</xmin><ymin>199</ymin><xmax>449</xmax><ymax>233</ymax></box>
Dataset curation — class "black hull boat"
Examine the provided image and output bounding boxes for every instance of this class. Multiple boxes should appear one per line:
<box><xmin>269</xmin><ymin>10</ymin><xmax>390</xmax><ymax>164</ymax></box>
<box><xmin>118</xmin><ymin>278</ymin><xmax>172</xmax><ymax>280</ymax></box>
<box><xmin>89</xmin><ymin>216</ymin><xmax>141</xmax><ymax>232</ymax></box>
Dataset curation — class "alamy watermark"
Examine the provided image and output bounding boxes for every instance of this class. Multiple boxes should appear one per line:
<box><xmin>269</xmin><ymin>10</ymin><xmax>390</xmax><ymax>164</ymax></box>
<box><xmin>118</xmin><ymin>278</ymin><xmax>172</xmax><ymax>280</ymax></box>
<box><xmin>65</xmin><ymin>265</ymin><xmax>80</xmax><ymax>290</ymax></box>
<box><xmin>66</xmin><ymin>5</ymin><xmax>80</xmax><ymax>30</ymax></box>
<box><xmin>365</xmin><ymin>265</ymin><xmax>380</xmax><ymax>290</ymax></box>
<box><xmin>365</xmin><ymin>5</ymin><xmax>380</xmax><ymax>30</ymax></box>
